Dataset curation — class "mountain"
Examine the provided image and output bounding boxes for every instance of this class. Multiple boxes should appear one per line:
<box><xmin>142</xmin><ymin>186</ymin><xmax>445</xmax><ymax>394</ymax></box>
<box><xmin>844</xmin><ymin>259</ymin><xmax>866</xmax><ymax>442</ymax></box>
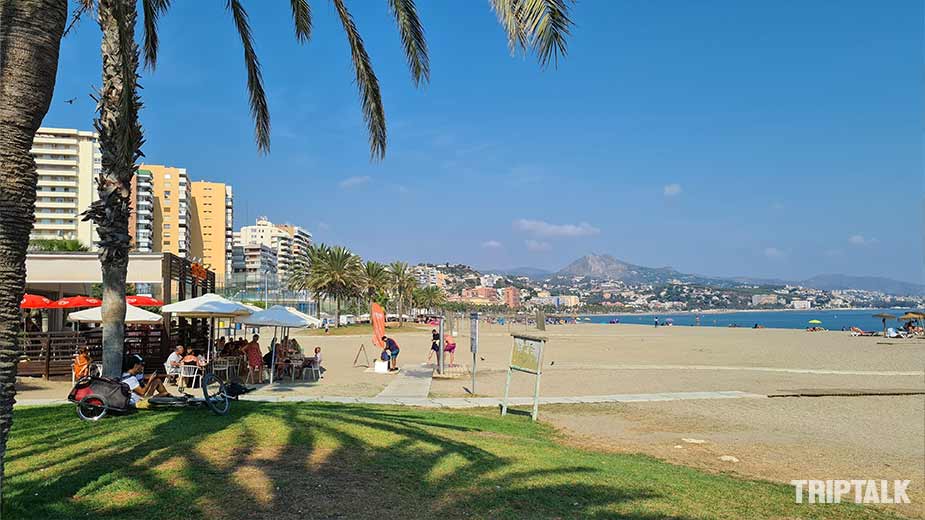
<box><xmin>557</xmin><ymin>254</ymin><xmax>923</xmax><ymax>296</ymax></box>
<box><xmin>557</xmin><ymin>254</ymin><xmax>729</xmax><ymax>286</ymax></box>
<box><xmin>799</xmin><ymin>274</ymin><xmax>925</xmax><ymax>297</ymax></box>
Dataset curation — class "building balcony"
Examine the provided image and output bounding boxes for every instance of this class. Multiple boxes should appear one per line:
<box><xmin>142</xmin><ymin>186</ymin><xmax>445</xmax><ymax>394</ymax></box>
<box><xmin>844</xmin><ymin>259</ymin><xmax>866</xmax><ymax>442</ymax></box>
<box><xmin>34</xmin><ymin>157</ymin><xmax>78</xmax><ymax>167</ymax></box>
<box><xmin>36</xmin><ymin>190</ymin><xmax>77</xmax><ymax>198</ymax></box>
<box><xmin>32</xmin><ymin>147</ymin><xmax>78</xmax><ymax>156</ymax></box>
<box><xmin>38</xmin><ymin>179</ymin><xmax>78</xmax><ymax>188</ymax></box>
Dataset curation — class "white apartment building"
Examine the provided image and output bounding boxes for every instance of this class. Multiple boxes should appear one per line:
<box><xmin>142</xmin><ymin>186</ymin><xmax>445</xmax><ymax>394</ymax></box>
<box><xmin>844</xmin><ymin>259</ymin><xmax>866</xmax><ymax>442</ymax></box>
<box><xmin>236</xmin><ymin>217</ymin><xmax>312</xmax><ymax>286</ymax></box>
<box><xmin>414</xmin><ymin>265</ymin><xmax>439</xmax><ymax>287</ymax></box>
<box><xmin>30</xmin><ymin>127</ymin><xmax>101</xmax><ymax>245</ymax></box>
<box><xmin>133</xmin><ymin>169</ymin><xmax>154</xmax><ymax>252</ymax></box>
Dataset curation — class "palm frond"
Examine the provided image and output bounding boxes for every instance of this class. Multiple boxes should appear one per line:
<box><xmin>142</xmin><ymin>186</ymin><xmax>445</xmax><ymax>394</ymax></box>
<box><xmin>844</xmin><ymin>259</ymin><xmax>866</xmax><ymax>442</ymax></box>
<box><xmin>290</xmin><ymin>0</ymin><xmax>313</xmax><ymax>42</ymax></box>
<box><xmin>142</xmin><ymin>0</ymin><xmax>171</xmax><ymax>69</ymax></box>
<box><xmin>489</xmin><ymin>0</ymin><xmax>526</xmax><ymax>55</ymax></box>
<box><xmin>332</xmin><ymin>0</ymin><xmax>386</xmax><ymax>160</ymax></box>
<box><xmin>517</xmin><ymin>0</ymin><xmax>573</xmax><ymax>68</ymax></box>
<box><xmin>64</xmin><ymin>0</ymin><xmax>96</xmax><ymax>37</ymax></box>
<box><xmin>388</xmin><ymin>0</ymin><xmax>429</xmax><ymax>86</ymax></box>
<box><xmin>227</xmin><ymin>0</ymin><xmax>271</xmax><ymax>153</ymax></box>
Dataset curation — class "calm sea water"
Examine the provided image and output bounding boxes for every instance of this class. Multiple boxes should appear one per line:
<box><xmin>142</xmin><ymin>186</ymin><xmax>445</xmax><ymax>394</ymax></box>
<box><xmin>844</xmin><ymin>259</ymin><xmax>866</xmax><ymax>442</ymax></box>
<box><xmin>582</xmin><ymin>309</ymin><xmax>917</xmax><ymax>331</ymax></box>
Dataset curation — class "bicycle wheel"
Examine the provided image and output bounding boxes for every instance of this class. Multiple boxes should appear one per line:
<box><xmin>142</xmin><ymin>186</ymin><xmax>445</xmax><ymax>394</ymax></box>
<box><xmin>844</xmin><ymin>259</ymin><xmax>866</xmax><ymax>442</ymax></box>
<box><xmin>77</xmin><ymin>394</ymin><xmax>107</xmax><ymax>421</ymax></box>
<box><xmin>202</xmin><ymin>373</ymin><xmax>230</xmax><ymax>415</ymax></box>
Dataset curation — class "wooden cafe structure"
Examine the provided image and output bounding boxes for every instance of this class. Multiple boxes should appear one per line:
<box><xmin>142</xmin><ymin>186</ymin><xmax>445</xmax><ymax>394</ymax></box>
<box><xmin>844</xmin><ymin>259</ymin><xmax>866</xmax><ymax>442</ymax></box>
<box><xmin>20</xmin><ymin>251</ymin><xmax>216</xmax><ymax>379</ymax></box>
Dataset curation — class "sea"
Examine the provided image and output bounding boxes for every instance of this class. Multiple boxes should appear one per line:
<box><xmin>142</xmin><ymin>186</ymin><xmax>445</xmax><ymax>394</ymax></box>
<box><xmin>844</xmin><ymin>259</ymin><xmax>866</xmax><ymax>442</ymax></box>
<box><xmin>581</xmin><ymin>309</ymin><xmax>917</xmax><ymax>331</ymax></box>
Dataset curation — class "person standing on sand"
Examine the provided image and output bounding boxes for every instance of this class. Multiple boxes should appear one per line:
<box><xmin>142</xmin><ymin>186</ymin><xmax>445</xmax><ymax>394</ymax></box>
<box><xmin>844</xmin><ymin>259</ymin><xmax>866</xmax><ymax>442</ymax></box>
<box><xmin>654</xmin><ymin>316</ymin><xmax>659</xmax><ymax>327</ymax></box>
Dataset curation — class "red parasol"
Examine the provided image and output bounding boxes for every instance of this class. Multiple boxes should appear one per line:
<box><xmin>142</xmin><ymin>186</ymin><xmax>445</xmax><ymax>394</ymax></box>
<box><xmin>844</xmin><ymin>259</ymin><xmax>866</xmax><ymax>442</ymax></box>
<box><xmin>126</xmin><ymin>295</ymin><xmax>163</xmax><ymax>306</ymax></box>
<box><xmin>52</xmin><ymin>296</ymin><xmax>102</xmax><ymax>308</ymax></box>
<box><xmin>20</xmin><ymin>294</ymin><xmax>53</xmax><ymax>309</ymax></box>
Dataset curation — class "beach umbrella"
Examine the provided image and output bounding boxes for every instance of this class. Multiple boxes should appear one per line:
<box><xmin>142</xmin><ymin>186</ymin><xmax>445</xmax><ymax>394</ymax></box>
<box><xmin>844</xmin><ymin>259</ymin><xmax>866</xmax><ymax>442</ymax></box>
<box><xmin>126</xmin><ymin>295</ymin><xmax>163</xmax><ymax>306</ymax></box>
<box><xmin>872</xmin><ymin>313</ymin><xmax>896</xmax><ymax>336</ymax></box>
<box><xmin>68</xmin><ymin>304</ymin><xmax>162</xmax><ymax>325</ymax></box>
<box><xmin>808</xmin><ymin>319</ymin><xmax>822</xmax><ymax>325</ymax></box>
<box><xmin>20</xmin><ymin>294</ymin><xmax>53</xmax><ymax>309</ymax></box>
<box><xmin>898</xmin><ymin>312</ymin><xmax>921</xmax><ymax>321</ymax></box>
<box><xmin>242</xmin><ymin>305</ymin><xmax>314</xmax><ymax>384</ymax></box>
<box><xmin>52</xmin><ymin>296</ymin><xmax>101</xmax><ymax>308</ymax></box>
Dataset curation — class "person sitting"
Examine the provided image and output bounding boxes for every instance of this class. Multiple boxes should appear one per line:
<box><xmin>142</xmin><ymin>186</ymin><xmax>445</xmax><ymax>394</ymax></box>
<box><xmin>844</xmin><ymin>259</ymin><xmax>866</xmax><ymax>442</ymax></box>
<box><xmin>381</xmin><ymin>335</ymin><xmax>400</xmax><ymax>371</ymax></box>
<box><xmin>73</xmin><ymin>346</ymin><xmax>92</xmax><ymax>380</ymax></box>
<box><xmin>241</xmin><ymin>334</ymin><xmax>264</xmax><ymax>383</ymax></box>
<box><xmin>274</xmin><ymin>340</ymin><xmax>291</xmax><ymax>379</ymax></box>
<box><xmin>122</xmin><ymin>354</ymin><xmax>170</xmax><ymax>406</ymax></box>
<box><xmin>182</xmin><ymin>347</ymin><xmax>206</xmax><ymax>367</ymax></box>
<box><xmin>288</xmin><ymin>337</ymin><xmax>302</xmax><ymax>354</ymax></box>
<box><xmin>306</xmin><ymin>346</ymin><xmax>324</xmax><ymax>378</ymax></box>
<box><xmin>164</xmin><ymin>345</ymin><xmax>185</xmax><ymax>385</ymax></box>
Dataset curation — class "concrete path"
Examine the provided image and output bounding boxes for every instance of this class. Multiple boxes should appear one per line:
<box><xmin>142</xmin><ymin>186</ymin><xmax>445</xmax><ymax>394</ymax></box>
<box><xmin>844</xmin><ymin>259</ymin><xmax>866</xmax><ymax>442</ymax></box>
<box><xmin>15</xmin><ymin>390</ymin><xmax>766</xmax><ymax>408</ymax></box>
<box><xmin>375</xmin><ymin>366</ymin><xmax>434</xmax><ymax>398</ymax></box>
<box><xmin>551</xmin><ymin>362</ymin><xmax>924</xmax><ymax>377</ymax></box>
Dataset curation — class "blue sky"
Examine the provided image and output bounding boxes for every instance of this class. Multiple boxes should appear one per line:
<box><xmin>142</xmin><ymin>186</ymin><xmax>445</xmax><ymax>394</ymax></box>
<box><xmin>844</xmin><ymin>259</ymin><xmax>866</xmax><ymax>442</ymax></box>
<box><xmin>43</xmin><ymin>0</ymin><xmax>922</xmax><ymax>281</ymax></box>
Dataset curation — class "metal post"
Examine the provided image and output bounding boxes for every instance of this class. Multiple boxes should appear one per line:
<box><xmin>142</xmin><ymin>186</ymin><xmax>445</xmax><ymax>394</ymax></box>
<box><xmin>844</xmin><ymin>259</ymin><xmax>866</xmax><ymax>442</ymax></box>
<box><xmin>501</xmin><ymin>366</ymin><xmax>512</xmax><ymax>416</ymax></box>
<box><xmin>437</xmin><ymin>317</ymin><xmax>445</xmax><ymax>375</ymax></box>
<box><xmin>269</xmin><ymin>325</ymin><xmax>277</xmax><ymax>384</ymax></box>
<box><xmin>470</xmin><ymin>312</ymin><xmax>479</xmax><ymax>395</ymax></box>
<box><xmin>263</xmin><ymin>269</ymin><xmax>269</xmax><ymax>309</ymax></box>
<box><xmin>532</xmin><ymin>365</ymin><xmax>542</xmax><ymax>421</ymax></box>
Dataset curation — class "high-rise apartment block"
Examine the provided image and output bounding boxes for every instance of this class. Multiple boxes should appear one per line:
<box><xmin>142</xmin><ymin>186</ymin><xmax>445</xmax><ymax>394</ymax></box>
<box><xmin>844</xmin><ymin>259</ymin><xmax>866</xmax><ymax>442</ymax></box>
<box><xmin>141</xmin><ymin>164</ymin><xmax>191</xmax><ymax>258</ymax></box>
<box><xmin>235</xmin><ymin>217</ymin><xmax>312</xmax><ymax>286</ymax></box>
<box><xmin>189</xmin><ymin>181</ymin><xmax>233</xmax><ymax>283</ymax></box>
<box><xmin>29</xmin><ymin>128</ymin><xmax>101</xmax><ymax>245</ymax></box>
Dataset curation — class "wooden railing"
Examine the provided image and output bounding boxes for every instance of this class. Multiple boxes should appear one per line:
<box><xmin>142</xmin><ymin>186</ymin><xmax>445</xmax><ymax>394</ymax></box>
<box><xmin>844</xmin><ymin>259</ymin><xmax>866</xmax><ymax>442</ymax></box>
<box><xmin>18</xmin><ymin>328</ymin><xmax>173</xmax><ymax>379</ymax></box>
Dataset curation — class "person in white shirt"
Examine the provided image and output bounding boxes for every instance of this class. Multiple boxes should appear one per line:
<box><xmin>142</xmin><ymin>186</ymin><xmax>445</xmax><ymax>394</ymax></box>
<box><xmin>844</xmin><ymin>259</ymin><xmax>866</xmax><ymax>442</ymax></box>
<box><xmin>122</xmin><ymin>354</ymin><xmax>170</xmax><ymax>405</ymax></box>
<box><xmin>164</xmin><ymin>345</ymin><xmax>185</xmax><ymax>384</ymax></box>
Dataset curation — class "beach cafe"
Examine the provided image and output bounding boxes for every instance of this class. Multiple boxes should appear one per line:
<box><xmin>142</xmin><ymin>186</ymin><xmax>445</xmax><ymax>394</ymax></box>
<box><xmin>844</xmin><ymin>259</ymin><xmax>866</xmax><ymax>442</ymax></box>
<box><xmin>20</xmin><ymin>251</ymin><xmax>216</xmax><ymax>379</ymax></box>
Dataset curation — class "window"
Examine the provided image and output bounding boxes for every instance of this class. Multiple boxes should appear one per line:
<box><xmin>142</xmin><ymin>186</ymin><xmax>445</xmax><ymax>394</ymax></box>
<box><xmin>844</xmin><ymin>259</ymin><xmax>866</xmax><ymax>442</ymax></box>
<box><xmin>163</xmin><ymin>241</ymin><xmax>171</xmax><ymax>246</ymax></box>
<box><xmin>164</xmin><ymin>174</ymin><xmax>171</xmax><ymax>179</ymax></box>
<box><xmin>163</xmin><ymin>191</ymin><xmax>171</xmax><ymax>198</ymax></box>
<box><xmin>164</xmin><ymin>224</ymin><xmax>171</xmax><ymax>229</ymax></box>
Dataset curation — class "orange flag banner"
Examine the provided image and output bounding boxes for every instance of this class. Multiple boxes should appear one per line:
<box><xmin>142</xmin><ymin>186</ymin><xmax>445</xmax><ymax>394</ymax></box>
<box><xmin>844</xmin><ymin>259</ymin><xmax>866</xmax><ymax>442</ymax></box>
<box><xmin>371</xmin><ymin>303</ymin><xmax>386</xmax><ymax>348</ymax></box>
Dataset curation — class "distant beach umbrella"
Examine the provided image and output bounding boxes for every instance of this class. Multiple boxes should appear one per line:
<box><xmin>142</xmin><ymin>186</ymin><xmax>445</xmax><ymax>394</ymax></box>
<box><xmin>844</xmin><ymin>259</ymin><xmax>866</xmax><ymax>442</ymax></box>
<box><xmin>898</xmin><ymin>313</ymin><xmax>921</xmax><ymax>321</ymax></box>
<box><xmin>872</xmin><ymin>313</ymin><xmax>896</xmax><ymax>336</ymax></box>
<box><xmin>808</xmin><ymin>319</ymin><xmax>822</xmax><ymax>324</ymax></box>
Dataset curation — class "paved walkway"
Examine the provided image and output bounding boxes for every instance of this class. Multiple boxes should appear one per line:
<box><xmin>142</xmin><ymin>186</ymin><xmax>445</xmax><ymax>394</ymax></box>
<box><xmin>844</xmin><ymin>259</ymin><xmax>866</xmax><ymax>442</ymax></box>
<box><xmin>375</xmin><ymin>366</ymin><xmax>434</xmax><ymax>398</ymax></box>
<box><xmin>550</xmin><ymin>363</ymin><xmax>923</xmax><ymax>377</ymax></box>
<box><xmin>14</xmin><ymin>390</ymin><xmax>766</xmax><ymax>408</ymax></box>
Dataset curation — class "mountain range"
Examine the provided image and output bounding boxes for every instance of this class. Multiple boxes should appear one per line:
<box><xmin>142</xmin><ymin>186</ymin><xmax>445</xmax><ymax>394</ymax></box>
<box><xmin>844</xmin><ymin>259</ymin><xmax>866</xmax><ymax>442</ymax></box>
<box><xmin>491</xmin><ymin>254</ymin><xmax>925</xmax><ymax>296</ymax></box>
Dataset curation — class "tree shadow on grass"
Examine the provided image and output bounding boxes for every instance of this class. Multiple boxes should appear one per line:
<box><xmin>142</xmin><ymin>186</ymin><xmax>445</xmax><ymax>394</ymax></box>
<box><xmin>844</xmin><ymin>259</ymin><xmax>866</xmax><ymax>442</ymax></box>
<box><xmin>6</xmin><ymin>401</ymin><xmax>888</xmax><ymax>520</ymax></box>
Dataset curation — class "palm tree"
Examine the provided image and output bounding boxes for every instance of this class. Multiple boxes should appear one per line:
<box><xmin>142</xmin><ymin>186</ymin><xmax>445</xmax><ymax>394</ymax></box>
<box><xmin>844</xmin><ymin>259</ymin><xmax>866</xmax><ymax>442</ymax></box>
<box><xmin>310</xmin><ymin>246</ymin><xmax>363</xmax><ymax>326</ymax></box>
<box><xmin>288</xmin><ymin>242</ymin><xmax>330</xmax><ymax>319</ymax></box>
<box><xmin>84</xmin><ymin>0</ymin><xmax>576</xmax><ymax>375</ymax></box>
<box><xmin>416</xmin><ymin>285</ymin><xmax>446</xmax><ymax>314</ymax></box>
<box><xmin>360</xmin><ymin>261</ymin><xmax>391</xmax><ymax>306</ymax></box>
<box><xmin>0</xmin><ymin>0</ymin><xmax>68</xmax><ymax>500</ymax></box>
<box><xmin>388</xmin><ymin>261</ymin><xmax>415</xmax><ymax>326</ymax></box>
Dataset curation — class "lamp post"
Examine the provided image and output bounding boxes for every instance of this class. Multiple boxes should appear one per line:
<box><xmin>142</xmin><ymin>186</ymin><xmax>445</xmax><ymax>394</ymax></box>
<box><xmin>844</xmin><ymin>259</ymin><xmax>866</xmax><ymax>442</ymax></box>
<box><xmin>263</xmin><ymin>268</ymin><xmax>270</xmax><ymax>309</ymax></box>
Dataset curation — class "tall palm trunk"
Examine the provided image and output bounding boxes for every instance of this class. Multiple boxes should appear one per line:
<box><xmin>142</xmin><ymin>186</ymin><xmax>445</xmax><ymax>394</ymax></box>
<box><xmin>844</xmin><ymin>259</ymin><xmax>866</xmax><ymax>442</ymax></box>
<box><xmin>0</xmin><ymin>0</ymin><xmax>67</xmax><ymax>500</ymax></box>
<box><xmin>83</xmin><ymin>0</ymin><xmax>143</xmax><ymax>378</ymax></box>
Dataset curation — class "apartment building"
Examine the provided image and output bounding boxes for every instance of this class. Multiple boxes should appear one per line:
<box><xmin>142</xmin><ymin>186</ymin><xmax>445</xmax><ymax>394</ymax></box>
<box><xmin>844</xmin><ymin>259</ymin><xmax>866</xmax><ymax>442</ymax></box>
<box><xmin>502</xmin><ymin>286</ymin><xmax>521</xmax><ymax>308</ymax></box>
<box><xmin>414</xmin><ymin>265</ymin><xmax>440</xmax><ymax>287</ymax></box>
<box><xmin>236</xmin><ymin>217</ymin><xmax>311</xmax><ymax>286</ymax></box>
<box><xmin>231</xmin><ymin>241</ymin><xmax>278</xmax><ymax>289</ymax></box>
<box><xmin>29</xmin><ymin>128</ymin><xmax>101</xmax><ymax>245</ymax></box>
<box><xmin>131</xmin><ymin>169</ymin><xmax>155</xmax><ymax>252</ymax></box>
<box><xmin>189</xmin><ymin>181</ymin><xmax>233</xmax><ymax>283</ymax></box>
<box><xmin>142</xmin><ymin>164</ymin><xmax>191</xmax><ymax>258</ymax></box>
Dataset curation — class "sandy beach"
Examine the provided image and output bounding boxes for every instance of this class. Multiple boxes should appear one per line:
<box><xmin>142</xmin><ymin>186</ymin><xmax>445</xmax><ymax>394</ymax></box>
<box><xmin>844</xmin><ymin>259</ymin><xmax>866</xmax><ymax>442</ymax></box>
<box><xmin>16</xmin><ymin>322</ymin><xmax>925</xmax><ymax>516</ymax></box>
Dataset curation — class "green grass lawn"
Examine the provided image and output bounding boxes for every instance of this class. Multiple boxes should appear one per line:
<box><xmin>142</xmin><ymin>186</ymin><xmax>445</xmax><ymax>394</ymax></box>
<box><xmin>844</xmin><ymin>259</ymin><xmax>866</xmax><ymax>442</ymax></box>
<box><xmin>5</xmin><ymin>402</ymin><xmax>902</xmax><ymax>519</ymax></box>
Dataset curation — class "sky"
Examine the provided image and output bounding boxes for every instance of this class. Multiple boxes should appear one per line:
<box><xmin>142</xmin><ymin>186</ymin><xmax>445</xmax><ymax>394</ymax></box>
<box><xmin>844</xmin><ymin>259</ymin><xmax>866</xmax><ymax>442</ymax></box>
<box><xmin>42</xmin><ymin>0</ymin><xmax>923</xmax><ymax>282</ymax></box>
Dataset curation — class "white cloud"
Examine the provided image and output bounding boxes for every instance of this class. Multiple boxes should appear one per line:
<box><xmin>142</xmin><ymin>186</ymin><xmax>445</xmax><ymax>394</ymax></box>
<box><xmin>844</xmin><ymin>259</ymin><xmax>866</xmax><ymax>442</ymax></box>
<box><xmin>481</xmin><ymin>240</ymin><xmax>502</xmax><ymax>249</ymax></box>
<box><xmin>663</xmin><ymin>183</ymin><xmax>682</xmax><ymax>197</ymax></box>
<box><xmin>338</xmin><ymin>175</ymin><xmax>371</xmax><ymax>189</ymax></box>
<box><xmin>764</xmin><ymin>247</ymin><xmax>785</xmax><ymax>258</ymax></box>
<box><xmin>525</xmin><ymin>240</ymin><xmax>552</xmax><ymax>252</ymax></box>
<box><xmin>848</xmin><ymin>234</ymin><xmax>879</xmax><ymax>246</ymax></box>
<box><xmin>513</xmin><ymin>219</ymin><xmax>600</xmax><ymax>237</ymax></box>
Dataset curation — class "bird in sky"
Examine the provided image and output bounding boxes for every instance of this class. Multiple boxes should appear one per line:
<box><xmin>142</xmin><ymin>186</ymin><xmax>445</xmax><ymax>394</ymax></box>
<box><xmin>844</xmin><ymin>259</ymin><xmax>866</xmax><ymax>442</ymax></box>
<box><xmin>63</xmin><ymin>97</ymin><xmax>77</xmax><ymax>105</ymax></box>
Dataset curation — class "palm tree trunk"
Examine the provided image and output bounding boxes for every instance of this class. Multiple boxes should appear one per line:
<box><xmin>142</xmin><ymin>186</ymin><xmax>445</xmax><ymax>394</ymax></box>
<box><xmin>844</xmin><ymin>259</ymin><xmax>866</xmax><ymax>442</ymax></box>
<box><xmin>335</xmin><ymin>297</ymin><xmax>341</xmax><ymax>329</ymax></box>
<box><xmin>84</xmin><ymin>0</ymin><xmax>143</xmax><ymax>378</ymax></box>
<box><xmin>0</xmin><ymin>0</ymin><xmax>67</xmax><ymax>500</ymax></box>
